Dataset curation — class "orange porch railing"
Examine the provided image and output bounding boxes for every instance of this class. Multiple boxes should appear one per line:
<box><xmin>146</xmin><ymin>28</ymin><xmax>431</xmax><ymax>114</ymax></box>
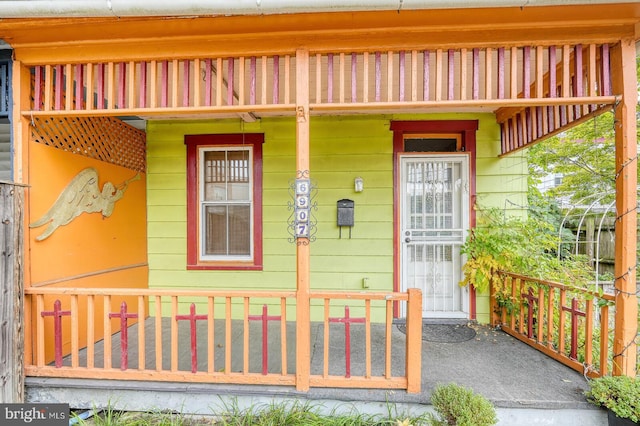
<box><xmin>492</xmin><ymin>272</ymin><xmax>615</xmax><ymax>377</ymax></box>
<box><xmin>24</xmin><ymin>287</ymin><xmax>422</xmax><ymax>393</ymax></box>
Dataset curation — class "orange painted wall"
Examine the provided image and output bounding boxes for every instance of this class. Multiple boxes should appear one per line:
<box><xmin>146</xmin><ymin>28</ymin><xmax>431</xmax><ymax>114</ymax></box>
<box><xmin>29</xmin><ymin>142</ymin><xmax>147</xmax><ymax>284</ymax></box>
<box><xmin>28</xmin><ymin>141</ymin><xmax>148</xmax><ymax>364</ymax></box>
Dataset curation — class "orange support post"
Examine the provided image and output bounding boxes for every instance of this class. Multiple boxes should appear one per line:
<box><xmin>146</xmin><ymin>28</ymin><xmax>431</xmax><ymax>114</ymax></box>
<box><xmin>295</xmin><ymin>48</ymin><xmax>311</xmax><ymax>391</ymax></box>
<box><xmin>405</xmin><ymin>288</ymin><xmax>423</xmax><ymax>393</ymax></box>
<box><xmin>611</xmin><ymin>38</ymin><xmax>638</xmax><ymax>377</ymax></box>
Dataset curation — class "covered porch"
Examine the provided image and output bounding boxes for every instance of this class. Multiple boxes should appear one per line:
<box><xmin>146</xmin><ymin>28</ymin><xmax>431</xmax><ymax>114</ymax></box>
<box><xmin>0</xmin><ymin>2</ymin><xmax>637</xmax><ymax>415</ymax></box>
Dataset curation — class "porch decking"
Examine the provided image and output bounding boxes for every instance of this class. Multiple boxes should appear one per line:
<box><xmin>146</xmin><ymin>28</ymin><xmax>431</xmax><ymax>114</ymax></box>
<box><xmin>25</xmin><ymin>320</ymin><xmax>605</xmax><ymax>425</ymax></box>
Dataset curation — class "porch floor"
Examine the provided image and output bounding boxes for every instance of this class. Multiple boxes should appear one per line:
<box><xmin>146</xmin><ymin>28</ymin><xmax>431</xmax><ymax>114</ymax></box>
<box><xmin>26</xmin><ymin>320</ymin><xmax>604</xmax><ymax>424</ymax></box>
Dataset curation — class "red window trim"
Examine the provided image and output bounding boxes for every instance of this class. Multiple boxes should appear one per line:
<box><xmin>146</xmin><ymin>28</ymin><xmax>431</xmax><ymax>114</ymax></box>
<box><xmin>185</xmin><ymin>133</ymin><xmax>263</xmax><ymax>271</ymax></box>
<box><xmin>390</xmin><ymin>120</ymin><xmax>478</xmax><ymax>319</ymax></box>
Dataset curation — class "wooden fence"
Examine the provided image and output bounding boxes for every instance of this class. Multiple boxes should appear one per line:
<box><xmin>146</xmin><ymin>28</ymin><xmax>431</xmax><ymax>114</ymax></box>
<box><xmin>0</xmin><ymin>182</ymin><xmax>25</xmax><ymax>403</ymax></box>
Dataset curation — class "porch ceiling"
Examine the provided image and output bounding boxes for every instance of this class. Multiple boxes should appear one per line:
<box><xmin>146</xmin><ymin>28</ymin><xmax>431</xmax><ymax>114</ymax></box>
<box><xmin>0</xmin><ymin>0</ymin><xmax>637</xmax><ymax>18</ymax></box>
<box><xmin>0</xmin><ymin>5</ymin><xmax>639</xmax><ymax>60</ymax></box>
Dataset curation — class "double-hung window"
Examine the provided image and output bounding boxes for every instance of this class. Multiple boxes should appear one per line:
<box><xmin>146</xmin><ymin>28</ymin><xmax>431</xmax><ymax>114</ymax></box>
<box><xmin>185</xmin><ymin>134</ymin><xmax>263</xmax><ymax>270</ymax></box>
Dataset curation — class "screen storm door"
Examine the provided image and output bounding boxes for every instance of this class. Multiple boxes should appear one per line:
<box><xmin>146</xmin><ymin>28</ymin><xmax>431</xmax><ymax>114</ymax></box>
<box><xmin>400</xmin><ymin>154</ymin><xmax>470</xmax><ymax>318</ymax></box>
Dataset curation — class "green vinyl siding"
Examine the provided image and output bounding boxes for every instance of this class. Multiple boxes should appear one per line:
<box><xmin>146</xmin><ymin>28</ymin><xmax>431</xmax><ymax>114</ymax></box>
<box><xmin>146</xmin><ymin>113</ymin><xmax>527</xmax><ymax>323</ymax></box>
<box><xmin>474</xmin><ymin>116</ymin><xmax>528</xmax><ymax>219</ymax></box>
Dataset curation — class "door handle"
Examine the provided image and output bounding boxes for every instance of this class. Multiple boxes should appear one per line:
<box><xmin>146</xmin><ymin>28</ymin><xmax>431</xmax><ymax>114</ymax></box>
<box><xmin>405</xmin><ymin>237</ymin><xmax>411</xmax><ymax>243</ymax></box>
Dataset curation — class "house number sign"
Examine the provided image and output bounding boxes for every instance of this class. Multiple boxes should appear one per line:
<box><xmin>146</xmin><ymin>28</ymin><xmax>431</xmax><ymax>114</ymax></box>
<box><xmin>287</xmin><ymin>173</ymin><xmax>317</xmax><ymax>244</ymax></box>
<box><xmin>295</xmin><ymin>179</ymin><xmax>311</xmax><ymax>238</ymax></box>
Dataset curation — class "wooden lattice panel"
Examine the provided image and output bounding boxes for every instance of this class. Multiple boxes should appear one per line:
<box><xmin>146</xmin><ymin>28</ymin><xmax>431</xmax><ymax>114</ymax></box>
<box><xmin>31</xmin><ymin>116</ymin><xmax>146</xmax><ymax>173</ymax></box>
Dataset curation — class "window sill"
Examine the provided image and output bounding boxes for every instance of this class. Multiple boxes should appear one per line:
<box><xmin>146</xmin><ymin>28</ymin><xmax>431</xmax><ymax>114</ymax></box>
<box><xmin>187</xmin><ymin>262</ymin><xmax>263</xmax><ymax>271</ymax></box>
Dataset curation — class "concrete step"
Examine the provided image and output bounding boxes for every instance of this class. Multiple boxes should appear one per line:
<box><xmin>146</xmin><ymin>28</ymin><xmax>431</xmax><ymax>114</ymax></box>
<box><xmin>26</xmin><ymin>378</ymin><xmax>608</xmax><ymax>426</ymax></box>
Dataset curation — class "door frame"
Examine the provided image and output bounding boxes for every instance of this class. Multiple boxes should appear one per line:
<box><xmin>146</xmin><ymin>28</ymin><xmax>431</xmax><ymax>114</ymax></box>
<box><xmin>391</xmin><ymin>120</ymin><xmax>478</xmax><ymax>319</ymax></box>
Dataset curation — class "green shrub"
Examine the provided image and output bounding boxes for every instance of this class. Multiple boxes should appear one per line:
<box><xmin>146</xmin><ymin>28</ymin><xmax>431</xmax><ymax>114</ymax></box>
<box><xmin>459</xmin><ymin>207</ymin><xmax>593</xmax><ymax>295</ymax></box>
<box><xmin>427</xmin><ymin>383</ymin><xmax>497</xmax><ymax>426</ymax></box>
<box><xmin>585</xmin><ymin>375</ymin><xmax>640</xmax><ymax>422</ymax></box>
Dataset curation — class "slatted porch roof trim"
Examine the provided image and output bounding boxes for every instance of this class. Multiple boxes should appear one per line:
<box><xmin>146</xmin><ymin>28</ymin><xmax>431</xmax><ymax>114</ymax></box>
<box><xmin>23</xmin><ymin>42</ymin><xmax>617</xmax><ymax>156</ymax></box>
<box><xmin>495</xmin><ymin>43</ymin><xmax>617</xmax><ymax>155</ymax></box>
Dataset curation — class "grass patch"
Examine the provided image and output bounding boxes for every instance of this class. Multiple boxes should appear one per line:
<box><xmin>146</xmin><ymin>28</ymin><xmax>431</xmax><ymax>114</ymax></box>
<box><xmin>71</xmin><ymin>399</ymin><xmax>435</xmax><ymax>425</ymax></box>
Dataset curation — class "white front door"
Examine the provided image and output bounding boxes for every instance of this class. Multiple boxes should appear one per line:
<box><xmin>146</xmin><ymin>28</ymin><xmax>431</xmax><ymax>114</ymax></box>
<box><xmin>400</xmin><ymin>154</ymin><xmax>470</xmax><ymax>318</ymax></box>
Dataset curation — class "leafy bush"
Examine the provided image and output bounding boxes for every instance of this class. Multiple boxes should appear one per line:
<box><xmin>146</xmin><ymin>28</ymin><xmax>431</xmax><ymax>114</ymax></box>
<box><xmin>427</xmin><ymin>383</ymin><xmax>497</xmax><ymax>426</ymax></box>
<box><xmin>460</xmin><ymin>207</ymin><xmax>592</xmax><ymax>295</ymax></box>
<box><xmin>585</xmin><ymin>375</ymin><xmax>640</xmax><ymax>422</ymax></box>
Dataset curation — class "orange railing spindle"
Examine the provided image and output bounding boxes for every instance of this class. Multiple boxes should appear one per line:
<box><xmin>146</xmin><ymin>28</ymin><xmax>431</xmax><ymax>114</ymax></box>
<box><xmin>137</xmin><ymin>295</ymin><xmax>146</xmax><ymax>371</ymax></box>
<box><xmin>103</xmin><ymin>295</ymin><xmax>112</xmax><ymax>369</ymax></box>
<box><xmin>154</xmin><ymin>295</ymin><xmax>162</xmax><ymax>372</ymax></box>
<box><xmin>536</xmin><ymin>287</ymin><xmax>544</xmax><ymax>343</ymax></box>
<box><xmin>207</xmin><ymin>296</ymin><xmax>215</xmax><ymax>374</ymax></box>
<box><xmin>385</xmin><ymin>298</ymin><xmax>392</xmax><ymax>379</ymax></box>
<box><xmin>546</xmin><ymin>287</ymin><xmax>555</xmax><ymax>348</ymax></box>
<box><xmin>170</xmin><ymin>296</ymin><xmax>178</xmax><ymax>372</ymax></box>
<box><xmin>243</xmin><ymin>297</ymin><xmax>250</xmax><ymax>374</ymax></box>
<box><xmin>558</xmin><ymin>289</ymin><xmax>566</xmax><ymax>356</ymax></box>
<box><xmin>364</xmin><ymin>299</ymin><xmax>371</xmax><ymax>378</ymax></box>
<box><xmin>599</xmin><ymin>304</ymin><xmax>610</xmax><ymax>376</ymax></box>
<box><xmin>70</xmin><ymin>295</ymin><xmax>79</xmax><ymax>368</ymax></box>
<box><xmin>224</xmin><ymin>297</ymin><xmax>232</xmax><ymax>374</ymax></box>
<box><xmin>584</xmin><ymin>298</ymin><xmax>594</xmax><ymax>367</ymax></box>
<box><xmin>280</xmin><ymin>297</ymin><xmax>288</xmax><ymax>375</ymax></box>
<box><xmin>322</xmin><ymin>298</ymin><xmax>330</xmax><ymax>378</ymax></box>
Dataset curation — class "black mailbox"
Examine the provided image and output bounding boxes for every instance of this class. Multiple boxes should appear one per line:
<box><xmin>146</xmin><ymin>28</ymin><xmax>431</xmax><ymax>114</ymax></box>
<box><xmin>337</xmin><ymin>199</ymin><xmax>354</xmax><ymax>226</ymax></box>
<box><xmin>337</xmin><ymin>199</ymin><xmax>354</xmax><ymax>238</ymax></box>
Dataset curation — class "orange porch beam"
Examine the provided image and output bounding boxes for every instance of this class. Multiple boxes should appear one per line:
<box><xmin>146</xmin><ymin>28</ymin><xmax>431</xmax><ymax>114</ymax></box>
<box><xmin>2</xmin><ymin>5</ymin><xmax>639</xmax><ymax>63</ymax></box>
